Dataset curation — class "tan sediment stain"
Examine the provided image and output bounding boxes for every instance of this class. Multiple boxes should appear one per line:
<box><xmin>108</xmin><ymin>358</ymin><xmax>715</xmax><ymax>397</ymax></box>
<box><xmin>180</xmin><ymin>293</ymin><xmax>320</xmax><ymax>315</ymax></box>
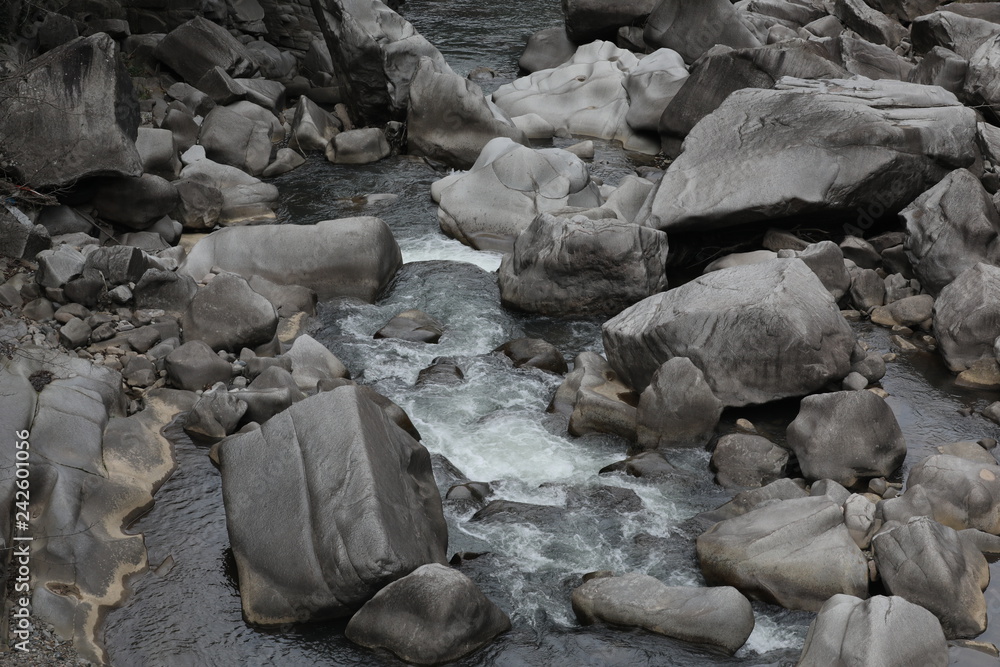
<box><xmin>981</xmin><ymin>469</ymin><xmax>996</xmax><ymax>482</ymax></box>
<box><xmin>38</xmin><ymin>388</ymin><xmax>195</xmax><ymax>665</ymax></box>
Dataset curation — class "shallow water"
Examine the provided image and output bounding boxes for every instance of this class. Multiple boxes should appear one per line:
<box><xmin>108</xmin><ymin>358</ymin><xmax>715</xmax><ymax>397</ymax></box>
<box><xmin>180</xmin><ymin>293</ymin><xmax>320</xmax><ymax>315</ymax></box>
<box><xmin>103</xmin><ymin>1</ymin><xmax>1000</xmax><ymax>665</ymax></box>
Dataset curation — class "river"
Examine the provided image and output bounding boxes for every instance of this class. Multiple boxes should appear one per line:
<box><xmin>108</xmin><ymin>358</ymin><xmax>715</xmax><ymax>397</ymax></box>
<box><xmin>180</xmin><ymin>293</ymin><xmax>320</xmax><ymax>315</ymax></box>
<box><xmin>102</xmin><ymin>1</ymin><xmax>1000</xmax><ymax>665</ymax></box>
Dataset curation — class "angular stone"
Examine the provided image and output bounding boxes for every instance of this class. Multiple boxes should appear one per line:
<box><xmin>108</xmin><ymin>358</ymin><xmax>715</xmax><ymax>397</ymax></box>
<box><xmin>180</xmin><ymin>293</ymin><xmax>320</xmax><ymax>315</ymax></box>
<box><xmin>498</xmin><ymin>211</ymin><xmax>669</xmax><ymax>316</ymax></box>
<box><xmin>218</xmin><ymin>386</ymin><xmax>448</xmax><ymax>624</ymax></box>
<box><xmin>603</xmin><ymin>259</ymin><xmax>856</xmax><ymax>405</ymax></box>
<box><xmin>696</xmin><ymin>496</ymin><xmax>869</xmax><ymax>611</ymax></box>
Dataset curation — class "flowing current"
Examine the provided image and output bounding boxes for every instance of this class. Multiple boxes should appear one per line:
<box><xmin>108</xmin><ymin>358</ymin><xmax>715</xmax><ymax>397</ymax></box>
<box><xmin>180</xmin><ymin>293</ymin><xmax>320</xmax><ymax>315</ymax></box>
<box><xmin>104</xmin><ymin>1</ymin><xmax>1000</xmax><ymax>665</ymax></box>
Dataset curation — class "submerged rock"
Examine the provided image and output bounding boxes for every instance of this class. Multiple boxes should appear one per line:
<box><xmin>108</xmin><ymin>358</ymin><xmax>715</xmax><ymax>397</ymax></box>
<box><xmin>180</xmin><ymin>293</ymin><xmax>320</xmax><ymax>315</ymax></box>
<box><xmin>219</xmin><ymin>386</ymin><xmax>448</xmax><ymax>625</ymax></box>
<box><xmin>345</xmin><ymin>564</ymin><xmax>509</xmax><ymax>664</ymax></box>
<box><xmin>572</xmin><ymin>573</ymin><xmax>754</xmax><ymax>654</ymax></box>
<box><xmin>603</xmin><ymin>259</ymin><xmax>855</xmax><ymax>405</ymax></box>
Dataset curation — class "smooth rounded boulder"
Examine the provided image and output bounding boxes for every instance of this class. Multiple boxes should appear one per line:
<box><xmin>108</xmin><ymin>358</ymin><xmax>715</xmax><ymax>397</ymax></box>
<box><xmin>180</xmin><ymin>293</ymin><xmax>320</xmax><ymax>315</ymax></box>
<box><xmin>434</xmin><ymin>138</ymin><xmax>602</xmax><ymax>252</ymax></box>
<box><xmin>933</xmin><ymin>263</ymin><xmax>1000</xmax><ymax>372</ymax></box>
<box><xmin>492</xmin><ymin>41</ymin><xmax>659</xmax><ymax>154</ymax></box>
<box><xmin>571</xmin><ymin>573</ymin><xmax>754</xmax><ymax>654</ymax></box>
<box><xmin>696</xmin><ymin>496</ymin><xmax>869</xmax><ymax>611</ymax></box>
<box><xmin>624</xmin><ymin>48</ymin><xmax>689</xmax><ymax>134</ymax></box>
<box><xmin>901</xmin><ymin>454</ymin><xmax>1000</xmax><ymax>534</ymax></box>
<box><xmin>603</xmin><ymin>259</ymin><xmax>856</xmax><ymax>405</ymax></box>
<box><xmin>518</xmin><ymin>26</ymin><xmax>575</xmax><ymax>72</ymax></box>
<box><xmin>345</xmin><ymin>563</ymin><xmax>510</xmax><ymax>664</ymax></box>
<box><xmin>797</xmin><ymin>595</ymin><xmax>948</xmax><ymax>667</ymax></box>
<box><xmin>407</xmin><ymin>57</ymin><xmax>528</xmax><ymax>170</ymax></box>
<box><xmin>218</xmin><ymin>386</ymin><xmax>448</xmax><ymax>625</ymax></box>
<box><xmin>901</xmin><ymin>169</ymin><xmax>1000</xmax><ymax>296</ymax></box>
<box><xmin>786</xmin><ymin>390</ymin><xmax>906</xmax><ymax>487</ymax></box>
<box><xmin>181</xmin><ymin>273</ymin><xmax>277</xmax><ymax>352</ymax></box>
<box><xmin>178</xmin><ymin>217</ymin><xmax>402</xmax><ymax>302</ymax></box>
<box><xmin>498</xmin><ymin>211</ymin><xmax>669</xmax><ymax>316</ymax></box>
<box><xmin>872</xmin><ymin>516</ymin><xmax>988</xmax><ymax>639</ymax></box>
<box><xmin>635</xmin><ymin>357</ymin><xmax>722</xmax><ymax>449</ymax></box>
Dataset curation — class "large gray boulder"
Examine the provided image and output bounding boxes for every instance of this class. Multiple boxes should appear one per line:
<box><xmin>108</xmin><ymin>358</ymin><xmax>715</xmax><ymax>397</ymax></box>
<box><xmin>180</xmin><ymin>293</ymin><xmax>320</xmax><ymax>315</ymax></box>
<box><xmin>933</xmin><ymin>263</ymin><xmax>1000</xmax><ymax>372</ymax></box>
<box><xmin>696</xmin><ymin>496</ymin><xmax>869</xmax><ymax>611</ymax></box>
<box><xmin>519</xmin><ymin>26</ymin><xmax>575</xmax><ymax>72</ymax></box>
<box><xmin>797</xmin><ymin>595</ymin><xmax>948</xmax><ymax>667</ymax></box>
<box><xmin>901</xmin><ymin>169</ymin><xmax>1000</xmax><ymax>296</ymax></box>
<box><xmin>492</xmin><ymin>42</ymin><xmax>660</xmax><ymax>155</ymax></box>
<box><xmin>498</xmin><ymin>210</ymin><xmax>669</xmax><ymax>316</ymax></box>
<box><xmin>896</xmin><ymin>454</ymin><xmax>1000</xmax><ymax>535</ymax></box>
<box><xmin>179</xmin><ymin>157</ymin><xmax>279</xmax><ymax>225</ymax></box>
<box><xmin>571</xmin><ymin>573</ymin><xmax>754</xmax><ymax>654</ymax></box>
<box><xmin>635</xmin><ymin>357</ymin><xmax>722</xmax><ymax>449</ymax></box>
<box><xmin>643</xmin><ymin>0</ymin><xmax>761</xmax><ymax>63</ymax></box>
<box><xmin>178</xmin><ymin>217</ymin><xmax>402</xmax><ymax>302</ymax></box>
<box><xmin>219</xmin><ymin>386</ymin><xmax>448</xmax><ymax>625</ymax></box>
<box><xmin>912</xmin><ymin>11</ymin><xmax>1000</xmax><ymax>61</ymax></box>
<box><xmin>407</xmin><ymin>57</ymin><xmax>527</xmax><ymax>170</ymax></box>
<box><xmin>786</xmin><ymin>391</ymin><xmax>907</xmax><ymax>487</ymax></box>
<box><xmin>872</xmin><ymin>517</ymin><xmax>988</xmax><ymax>639</ymax></box>
<box><xmin>833</xmin><ymin>0</ymin><xmax>906</xmax><ymax>48</ymax></box>
<box><xmin>181</xmin><ymin>272</ymin><xmax>278</xmax><ymax>352</ymax></box>
<box><xmin>658</xmin><ymin>40</ymin><xmax>848</xmax><ymax>143</ymax></box>
<box><xmin>562</xmin><ymin>0</ymin><xmax>659</xmax><ymax>43</ymax></box>
<box><xmin>624</xmin><ymin>48</ymin><xmax>689</xmax><ymax>135</ymax></box>
<box><xmin>345</xmin><ymin>564</ymin><xmax>509</xmax><ymax>664</ymax></box>
<box><xmin>199</xmin><ymin>105</ymin><xmax>273</xmax><ymax>177</ymax></box>
<box><xmin>327</xmin><ymin>0</ymin><xmax>450</xmax><ymax>125</ymax></box>
<box><xmin>964</xmin><ymin>34</ymin><xmax>1000</xmax><ymax>117</ymax></box>
<box><xmin>639</xmin><ymin>78</ymin><xmax>977</xmax><ymax>233</ymax></box>
<box><xmin>603</xmin><ymin>259</ymin><xmax>856</xmax><ymax>405</ymax></box>
<box><xmin>0</xmin><ymin>34</ymin><xmax>141</xmax><ymax>190</ymax></box>
<box><xmin>433</xmin><ymin>138</ymin><xmax>602</xmax><ymax>252</ymax></box>
<box><xmin>153</xmin><ymin>16</ymin><xmax>255</xmax><ymax>84</ymax></box>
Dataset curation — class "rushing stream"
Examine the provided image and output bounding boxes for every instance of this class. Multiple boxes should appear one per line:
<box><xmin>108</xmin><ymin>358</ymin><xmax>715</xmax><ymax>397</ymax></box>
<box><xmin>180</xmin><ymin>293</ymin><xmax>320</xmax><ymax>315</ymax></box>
<box><xmin>103</xmin><ymin>1</ymin><xmax>1000</xmax><ymax>665</ymax></box>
